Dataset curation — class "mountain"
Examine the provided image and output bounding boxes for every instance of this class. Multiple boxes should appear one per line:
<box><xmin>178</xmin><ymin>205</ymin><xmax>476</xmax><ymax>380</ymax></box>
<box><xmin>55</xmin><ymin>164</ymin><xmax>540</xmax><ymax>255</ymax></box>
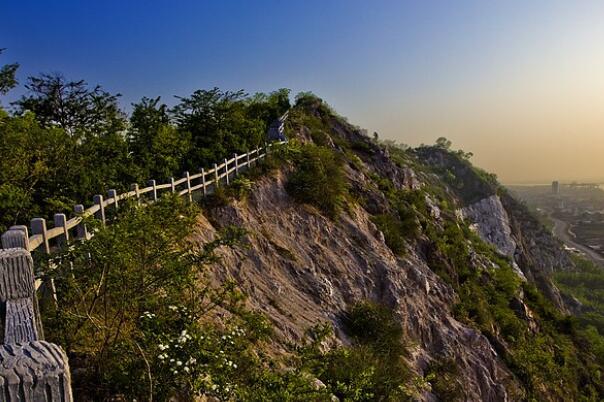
<box><xmin>189</xmin><ymin>96</ymin><xmax>602</xmax><ymax>401</ymax></box>
<box><xmin>32</xmin><ymin>93</ymin><xmax>603</xmax><ymax>401</ymax></box>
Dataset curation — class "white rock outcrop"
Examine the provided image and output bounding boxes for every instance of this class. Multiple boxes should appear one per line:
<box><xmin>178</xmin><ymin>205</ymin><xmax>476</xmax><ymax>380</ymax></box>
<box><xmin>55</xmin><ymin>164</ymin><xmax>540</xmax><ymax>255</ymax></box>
<box><xmin>462</xmin><ymin>195</ymin><xmax>526</xmax><ymax>280</ymax></box>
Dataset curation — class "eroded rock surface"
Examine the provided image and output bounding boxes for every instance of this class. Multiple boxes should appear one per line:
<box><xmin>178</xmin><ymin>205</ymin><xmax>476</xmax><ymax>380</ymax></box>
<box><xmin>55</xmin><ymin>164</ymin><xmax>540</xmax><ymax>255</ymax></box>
<box><xmin>193</xmin><ymin>173</ymin><xmax>521</xmax><ymax>401</ymax></box>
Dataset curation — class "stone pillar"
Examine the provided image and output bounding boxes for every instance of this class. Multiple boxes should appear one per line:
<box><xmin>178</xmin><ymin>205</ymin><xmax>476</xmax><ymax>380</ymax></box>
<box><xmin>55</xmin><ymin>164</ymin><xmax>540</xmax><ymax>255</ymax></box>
<box><xmin>0</xmin><ymin>248</ymin><xmax>73</xmax><ymax>401</ymax></box>
<box><xmin>1</xmin><ymin>226</ymin><xmax>29</xmax><ymax>250</ymax></box>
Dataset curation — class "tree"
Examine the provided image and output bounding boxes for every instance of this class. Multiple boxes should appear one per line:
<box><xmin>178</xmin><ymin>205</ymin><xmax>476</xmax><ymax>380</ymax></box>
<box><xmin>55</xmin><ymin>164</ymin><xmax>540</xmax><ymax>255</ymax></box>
<box><xmin>245</xmin><ymin>88</ymin><xmax>290</xmax><ymax>123</ymax></box>
<box><xmin>0</xmin><ymin>49</ymin><xmax>18</xmax><ymax>95</ymax></box>
<box><xmin>171</xmin><ymin>88</ymin><xmax>266</xmax><ymax>168</ymax></box>
<box><xmin>14</xmin><ymin>73</ymin><xmax>126</xmax><ymax>137</ymax></box>
<box><xmin>435</xmin><ymin>136</ymin><xmax>452</xmax><ymax>150</ymax></box>
<box><xmin>128</xmin><ymin>96</ymin><xmax>192</xmax><ymax>180</ymax></box>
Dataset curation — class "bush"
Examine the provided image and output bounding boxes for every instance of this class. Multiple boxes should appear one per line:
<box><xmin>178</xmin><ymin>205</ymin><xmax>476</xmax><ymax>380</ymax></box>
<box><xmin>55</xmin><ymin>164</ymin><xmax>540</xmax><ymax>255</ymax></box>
<box><xmin>286</xmin><ymin>144</ymin><xmax>348</xmax><ymax>218</ymax></box>
<box><xmin>299</xmin><ymin>302</ymin><xmax>414</xmax><ymax>401</ymax></box>
<box><xmin>371</xmin><ymin>214</ymin><xmax>407</xmax><ymax>255</ymax></box>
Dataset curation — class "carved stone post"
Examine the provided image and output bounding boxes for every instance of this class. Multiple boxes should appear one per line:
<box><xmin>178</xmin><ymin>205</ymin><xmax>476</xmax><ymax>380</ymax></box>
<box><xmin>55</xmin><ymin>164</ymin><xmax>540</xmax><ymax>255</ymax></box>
<box><xmin>93</xmin><ymin>195</ymin><xmax>106</xmax><ymax>227</ymax></box>
<box><xmin>54</xmin><ymin>213</ymin><xmax>69</xmax><ymax>247</ymax></box>
<box><xmin>149</xmin><ymin>180</ymin><xmax>158</xmax><ymax>202</ymax></box>
<box><xmin>108</xmin><ymin>189</ymin><xmax>119</xmax><ymax>210</ymax></box>
<box><xmin>0</xmin><ymin>247</ymin><xmax>73</xmax><ymax>401</ymax></box>
<box><xmin>74</xmin><ymin>204</ymin><xmax>89</xmax><ymax>241</ymax></box>
<box><xmin>31</xmin><ymin>218</ymin><xmax>50</xmax><ymax>254</ymax></box>
<box><xmin>185</xmin><ymin>171</ymin><xmax>192</xmax><ymax>202</ymax></box>
<box><xmin>1</xmin><ymin>226</ymin><xmax>29</xmax><ymax>250</ymax></box>
<box><xmin>224</xmin><ymin>158</ymin><xmax>230</xmax><ymax>185</ymax></box>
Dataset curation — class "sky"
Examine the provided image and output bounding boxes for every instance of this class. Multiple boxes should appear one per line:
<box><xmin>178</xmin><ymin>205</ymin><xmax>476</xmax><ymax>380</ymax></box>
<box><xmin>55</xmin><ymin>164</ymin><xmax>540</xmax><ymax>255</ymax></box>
<box><xmin>3</xmin><ymin>0</ymin><xmax>604</xmax><ymax>183</ymax></box>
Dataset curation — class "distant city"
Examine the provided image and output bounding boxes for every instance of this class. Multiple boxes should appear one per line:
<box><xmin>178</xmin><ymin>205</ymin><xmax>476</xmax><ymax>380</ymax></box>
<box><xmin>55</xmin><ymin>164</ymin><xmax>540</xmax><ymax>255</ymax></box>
<box><xmin>509</xmin><ymin>181</ymin><xmax>604</xmax><ymax>266</ymax></box>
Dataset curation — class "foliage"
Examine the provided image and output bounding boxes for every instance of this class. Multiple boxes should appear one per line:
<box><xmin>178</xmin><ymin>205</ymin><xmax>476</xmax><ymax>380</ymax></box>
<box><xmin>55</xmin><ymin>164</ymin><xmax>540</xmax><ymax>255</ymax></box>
<box><xmin>555</xmin><ymin>256</ymin><xmax>604</xmax><ymax>366</ymax></box>
<box><xmin>435</xmin><ymin>136</ymin><xmax>452</xmax><ymax>150</ymax></box>
<box><xmin>42</xmin><ymin>196</ymin><xmax>330</xmax><ymax>401</ymax></box>
<box><xmin>0</xmin><ymin>48</ymin><xmax>18</xmax><ymax>95</ymax></box>
<box><xmin>298</xmin><ymin>302</ymin><xmax>414</xmax><ymax>401</ymax></box>
<box><xmin>426</xmin><ymin>358</ymin><xmax>464</xmax><ymax>401</ymax></box>
<box><xmin>14</xmin><ymin>73</ymin><xmax>127</xmax><ymax>137</ymax></box>
<box><xmin>0</xmin><ymin>79</ymin><xmax>290</xmax><ymax>233</ymax></box>
<box><xmin>420</xmin><ymin>208</ymin><xmax>604</xmax><ymax>399</ymax></box>
<box><xmin>171</xmin><ymin>87</ymin><xmax>289</xmax><ymax>168</ymax></box>
<box><xmin>285</xmin><ymin>143</ymin><xmax>349</xmax><ymax>218</ymax></box>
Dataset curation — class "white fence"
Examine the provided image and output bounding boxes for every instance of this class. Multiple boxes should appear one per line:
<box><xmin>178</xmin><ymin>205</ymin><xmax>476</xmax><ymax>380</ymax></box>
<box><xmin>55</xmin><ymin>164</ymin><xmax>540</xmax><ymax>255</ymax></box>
<box><xmin>1</xmin><ymin>140</ymin><xmax>286</xmax><ymax>255</ymax></box>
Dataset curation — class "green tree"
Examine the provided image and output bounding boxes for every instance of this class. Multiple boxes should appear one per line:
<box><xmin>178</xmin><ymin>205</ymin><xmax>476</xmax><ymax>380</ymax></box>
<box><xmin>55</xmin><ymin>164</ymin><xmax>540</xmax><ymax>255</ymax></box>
<box><xmin>435</xmin><ymin>136</ymin><xmax>452</xmax><ymax>149</ymax></box>
<box><xmin>0</xmin><ymin>48</ymin><xmax>18</xmax><ymax>95</ymax></box>
<box><xmin>171</xmin><ymin>88</ymin><xmax>266</xmax><ymax>168</ymax></box>
<box><xmin>129</xmin><ymin>97</ymin><xmax>191</xmax><ymax>180</ymax></box>
<box><xmin>14</xmin><ymin>73</ymin><xmax>126</xmax><ymax>137</ymax></box>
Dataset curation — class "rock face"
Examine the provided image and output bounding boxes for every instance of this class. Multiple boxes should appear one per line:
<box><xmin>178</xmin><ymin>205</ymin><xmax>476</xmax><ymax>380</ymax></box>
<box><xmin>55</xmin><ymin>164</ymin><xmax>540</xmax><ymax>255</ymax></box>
<box><xmin>413</xmin><ymin>146</ymin><xmax>573</xmax><ymax>312</ymax></box>
<box><xmin>462</xmin><ymin>195</ymin><xmax>516</xmax><ymax>258</ymax></box>
<box><xmin>194</xmin><ymin>172</ymin><xmax>521</xmax><ymax>401</ymax></box>
<box><xmin>189</xmin><ymin>109</ymin><xmax>578</xmax><ymax>401</ymax></box>
<box><xmin>462</xmin><ymin>195</ymin><xmax>527</xmax><ymax>280</ymax></box>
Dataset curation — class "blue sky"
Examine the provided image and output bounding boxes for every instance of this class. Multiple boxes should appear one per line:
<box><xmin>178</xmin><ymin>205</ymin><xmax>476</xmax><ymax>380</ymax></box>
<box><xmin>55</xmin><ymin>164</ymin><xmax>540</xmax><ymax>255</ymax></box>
<box><xmin>4</xmin><ymin>1</ymin><xmax>604</xmax><ymax>182</ymax></box>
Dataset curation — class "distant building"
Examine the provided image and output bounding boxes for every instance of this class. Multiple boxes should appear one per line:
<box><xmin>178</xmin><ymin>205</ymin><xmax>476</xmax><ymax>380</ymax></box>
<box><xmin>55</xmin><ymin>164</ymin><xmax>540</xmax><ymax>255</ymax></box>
<box><xmin>552</xmin><ymin>180</ymin><xmax>560</xmax><ymax>194</ymax></box>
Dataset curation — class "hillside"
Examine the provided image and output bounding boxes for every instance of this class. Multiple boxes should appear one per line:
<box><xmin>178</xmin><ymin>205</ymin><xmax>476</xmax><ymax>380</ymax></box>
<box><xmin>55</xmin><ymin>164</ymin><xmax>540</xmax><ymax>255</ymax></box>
<box><xmin>180</xmin><ymin>96</ymin><xmax>603</xmax><ymax>400</ymax></box>
<box><xmin>8</xmin><ymin>92</ymin><xmax>602</xmax><ymax>401</ymax></box>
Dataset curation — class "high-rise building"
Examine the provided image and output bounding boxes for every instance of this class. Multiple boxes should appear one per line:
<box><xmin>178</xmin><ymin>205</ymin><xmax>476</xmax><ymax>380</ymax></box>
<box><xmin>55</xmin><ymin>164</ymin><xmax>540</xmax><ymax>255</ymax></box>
<box><xmin>552</xmin><ymin>180</ymin><xmax>560</xmax><ymax>194</ymax></box>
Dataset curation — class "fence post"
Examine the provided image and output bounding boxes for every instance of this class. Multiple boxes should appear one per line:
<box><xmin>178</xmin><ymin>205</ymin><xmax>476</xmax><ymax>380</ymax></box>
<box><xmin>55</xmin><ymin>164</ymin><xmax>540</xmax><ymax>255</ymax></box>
<box><xmin>74</xmin><ymin>204</ymin><xmax>88</xmax><ymax>241</ymax></box>
<box><xmin>214</xmin><ymin>164</ymin><xmax>219</xmax><ymax>187</ymax></box>
<box><xmin>0</xmin><ymin>247</ymin><xmax>73</xmax><ymax>399</ymax></box>
<box><xmin>201</xmin><ymin>168</ymin><xmax>207</xmax><ymax>196</ymax></box>
<box><xmin>149</xmin><ymin>179</ymin><xmax>158</xmax><ymax>202</ymax></box>
<box><xmin>1</xmin><ymin>225</ymin><xmax>30</xmax><ymax>250</ymax></box>
<box><xmin>131</xmin><ymin>183</ymin><xmax>140</xmax><ymax>205</ymax></box>
<box><xmin>224</xmin><ymin>158</ymin><xmax>230</xmax><ymax>185</ymax></box>
<box><xmin>185</xmin><ymin>171</ymin><xmax>192</xmax><ymax>202</ymax></box>
<box><xmin>93</xmin><ymin>194</ymin><xmax>106</xmax><ymax>227</ymax></box>
<box><xmin>246</xmin><ymin>151</ymin><xmax>250</xmax><ymax>170</ymax></box>
<box><xmin>108</xmin><ymin>189</ymin><xmax>118</xmax><ymax>210</ymax></box>
<box><xmin>53</xmin><ymin>213</ymin><xmax>69</xmax><ymax>247</ymax></box>
<box><xmin>31</xmin><ymin>218</ymin><xmax>50</xmax><ymax>254</ymax></box>
<box><xmin>170</xmin><ymin>177</ymin><xmax>176</xmax><ymax>193</ymax></box>
<box><xmin>234</xmin><ymin>153</ymin><xmax>239</xmax><ymax>176</ymax></box>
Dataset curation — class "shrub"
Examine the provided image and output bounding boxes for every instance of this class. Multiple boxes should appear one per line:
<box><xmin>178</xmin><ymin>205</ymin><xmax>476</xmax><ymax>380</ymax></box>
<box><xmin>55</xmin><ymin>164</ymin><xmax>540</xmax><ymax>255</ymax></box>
<box><xmin>286</xmin><ymin>144</ymin><xmax>348</xmax><ymax>218</ymax></box>
<box><xmin>371</xmin><ymin>214</ymin><xmax>407</xmax><ymax>255</ymax></box>
<box><xmin>299</xmin><ymin>302</ymin><xmax>414</xmax><ymax>401</ymax></box>
<box><xmin>426</xmin><ymin>358</ymin><xmax>464</xmax><ymax>401</ymax></box>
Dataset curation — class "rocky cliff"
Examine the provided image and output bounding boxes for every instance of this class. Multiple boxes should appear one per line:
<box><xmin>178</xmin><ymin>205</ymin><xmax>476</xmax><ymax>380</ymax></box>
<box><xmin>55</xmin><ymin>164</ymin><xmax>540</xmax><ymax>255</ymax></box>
<box><xmin>191</xmin><ymin>98</ymin><xmax>602</xmax><ymax>401</ymax></box>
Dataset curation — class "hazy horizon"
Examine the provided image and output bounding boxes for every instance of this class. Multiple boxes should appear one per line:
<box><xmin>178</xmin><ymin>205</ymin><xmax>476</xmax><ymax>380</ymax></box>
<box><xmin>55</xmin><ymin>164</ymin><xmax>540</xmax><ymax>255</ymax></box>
<box><xmin>3</xmin><ymin>0</ymin><xmax>604</xmax><ymax>183</ymax></box>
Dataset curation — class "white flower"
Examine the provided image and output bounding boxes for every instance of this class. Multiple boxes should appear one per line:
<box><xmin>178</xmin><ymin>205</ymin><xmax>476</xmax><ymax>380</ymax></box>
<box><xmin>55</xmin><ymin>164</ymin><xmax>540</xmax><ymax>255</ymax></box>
<box><xmin>184</xmin><ymin>366</ymin><xmax>190</xmax><ymax>373</ymax></box>
<box><xmin>176</xmin><ymin>360</ymin><xmax>182</xmax><ymax>366</ymax></box>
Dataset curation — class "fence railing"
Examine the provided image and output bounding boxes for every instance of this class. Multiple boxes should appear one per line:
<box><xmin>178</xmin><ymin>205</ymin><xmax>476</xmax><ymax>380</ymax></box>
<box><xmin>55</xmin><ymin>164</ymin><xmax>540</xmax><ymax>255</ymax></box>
<box><xmin>0</xmin><ymin>140</ymin><xmax>287</xmax><ymax>257</ymax></box>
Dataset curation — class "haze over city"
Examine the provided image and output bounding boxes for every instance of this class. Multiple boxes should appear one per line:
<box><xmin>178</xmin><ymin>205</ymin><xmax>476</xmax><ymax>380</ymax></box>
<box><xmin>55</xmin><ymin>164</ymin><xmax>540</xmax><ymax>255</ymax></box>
<box><xmin>3</xmin><ymin>0</ymin><xmax>604</xmax><ymax>183</ymax></box>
